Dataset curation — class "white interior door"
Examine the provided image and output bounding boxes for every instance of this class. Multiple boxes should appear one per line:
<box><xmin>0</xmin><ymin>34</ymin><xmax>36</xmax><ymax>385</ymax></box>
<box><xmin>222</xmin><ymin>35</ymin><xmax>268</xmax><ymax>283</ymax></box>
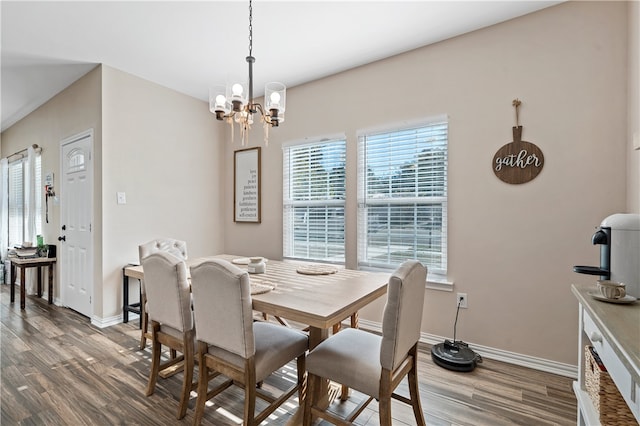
<box><xmin>60</xmin><ymin>130</ymin><xmax>93</xmax><ymax>317</ymax></box>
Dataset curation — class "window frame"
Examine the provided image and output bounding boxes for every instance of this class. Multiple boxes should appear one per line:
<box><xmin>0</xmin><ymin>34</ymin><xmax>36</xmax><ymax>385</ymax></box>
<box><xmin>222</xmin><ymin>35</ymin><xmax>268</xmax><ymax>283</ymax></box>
<box><xmin>357</xmin><ymin>116</ymin><xmax>448</xmax><ymax>279</ymax></box>
<box><xmin>6</xmin><ymin>153</ymin><xmax>42</xmax><ymax>249</ymax></box>
<box><xmin>282</xmin><ymin>138</ymin><xmax>347</xmax><ymax>263</ymax></box>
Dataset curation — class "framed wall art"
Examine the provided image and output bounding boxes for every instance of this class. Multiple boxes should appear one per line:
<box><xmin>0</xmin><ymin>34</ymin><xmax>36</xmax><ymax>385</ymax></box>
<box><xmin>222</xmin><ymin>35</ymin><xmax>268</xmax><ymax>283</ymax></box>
<box><xmin>234</xmin><ymin>147</ymin><xmax>261</xmax><ymax>223</ymax></box>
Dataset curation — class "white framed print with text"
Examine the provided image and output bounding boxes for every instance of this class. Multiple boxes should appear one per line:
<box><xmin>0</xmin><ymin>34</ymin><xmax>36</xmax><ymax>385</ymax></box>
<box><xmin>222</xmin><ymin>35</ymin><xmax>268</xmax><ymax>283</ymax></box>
<box><xmin>234</xmin><ymin>147</ymin><xmax>261</xmax><ymax>223</ymax></box>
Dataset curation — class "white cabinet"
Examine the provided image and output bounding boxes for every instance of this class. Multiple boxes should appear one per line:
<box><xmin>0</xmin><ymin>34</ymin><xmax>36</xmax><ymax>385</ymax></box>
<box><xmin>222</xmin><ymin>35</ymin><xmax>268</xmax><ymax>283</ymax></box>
<box><xmin>572</xmin><ymin>284</ymin><xmax>640</xmax><ymax>425</ymax></box>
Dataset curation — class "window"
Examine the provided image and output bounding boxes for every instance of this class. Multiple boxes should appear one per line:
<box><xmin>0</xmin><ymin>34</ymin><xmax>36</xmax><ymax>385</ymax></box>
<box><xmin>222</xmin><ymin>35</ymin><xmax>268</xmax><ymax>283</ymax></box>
<box><xmin>283</xmin><ymin>139</ymin><xmax>346</xmax><ymax>262</ymax></box>
<box><xmin>358</xmin><ymin>117</ymin><xmax>448</xmax><ymax>277</ymax></box>
<box><xmin>6</xmin><ymin>152</ymin><xmax>42</xmax><ymax>248</ymax></box>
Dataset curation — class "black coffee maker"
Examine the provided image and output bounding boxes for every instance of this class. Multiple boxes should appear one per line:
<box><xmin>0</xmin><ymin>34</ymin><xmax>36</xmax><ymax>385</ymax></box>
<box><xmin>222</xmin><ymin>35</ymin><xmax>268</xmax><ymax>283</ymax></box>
<box><xmin>573</xmin><ymin>227</ymin><xmax>610</xmax><ymax>281</ymax></box>
<box><xmin>573</xmin><ymin>213</ymin><xmax>640</xmax><ymax>298</ymax></box>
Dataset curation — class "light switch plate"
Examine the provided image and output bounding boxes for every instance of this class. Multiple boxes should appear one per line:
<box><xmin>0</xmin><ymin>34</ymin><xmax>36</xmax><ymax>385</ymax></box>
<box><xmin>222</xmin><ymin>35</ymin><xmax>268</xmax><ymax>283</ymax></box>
<box><xmin>634</xmin><ymin>132</ymin><xmax>640</xmax><ymax>150</ymax></box>
<box><xmin>117</xmin><ymin>192</ymin><xmax>127</xmax><ymax>205</ymax></box>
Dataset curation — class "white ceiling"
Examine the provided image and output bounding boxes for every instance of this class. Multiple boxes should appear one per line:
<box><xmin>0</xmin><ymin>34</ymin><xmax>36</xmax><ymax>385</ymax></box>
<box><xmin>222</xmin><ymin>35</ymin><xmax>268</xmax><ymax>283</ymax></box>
<box><xmin>1</xmin><ymin>1</ymin><xmax>562</xmax><ymax>132</ymax></box>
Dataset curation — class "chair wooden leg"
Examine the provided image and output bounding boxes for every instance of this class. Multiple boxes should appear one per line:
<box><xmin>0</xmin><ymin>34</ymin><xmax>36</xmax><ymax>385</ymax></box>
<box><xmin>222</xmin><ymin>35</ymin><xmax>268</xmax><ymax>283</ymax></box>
<box><xmin>146</xmin><ymin>322</ymin><xmax>161</xmax><ymax>396</ymax></box>
<box><xmin>244</xmin><ymin>365</ymin><xmax>257</xmax><ymax>426</ymax></box>
<box><xmin>378</xmin><ymin>369</ymin><xmax>393</xmax><ymax>426</ymax></box>
<box><xmin>408</xmin><ymin>348</ymin><xmax>426</xmax><ymax>426</ymax></box>
<box><xmin>297</xmin><ymin>355</ymin><xmax>307</xmax><ymax>406</ymax></box>
<box><xmin>303</xmin><ymin>373</ymin><xmax>317</xmax><ymax>426</ymax></box>
<box><xmin>176</xmin><ymin>329</ymin><xmax>195</xmax><ymax>420</ymax></box>
<box><xmin>193</xmin><ymin>342</ymin><xmax>209</xmax><ymax>426</ymax></box>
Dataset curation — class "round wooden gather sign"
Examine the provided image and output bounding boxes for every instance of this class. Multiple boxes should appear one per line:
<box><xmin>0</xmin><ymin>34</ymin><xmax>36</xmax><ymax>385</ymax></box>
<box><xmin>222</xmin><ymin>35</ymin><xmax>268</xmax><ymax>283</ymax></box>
<box><xmin>492</xmin><ymin>126</ymin><xmax>544</xmax><ymax>184</ymax></box>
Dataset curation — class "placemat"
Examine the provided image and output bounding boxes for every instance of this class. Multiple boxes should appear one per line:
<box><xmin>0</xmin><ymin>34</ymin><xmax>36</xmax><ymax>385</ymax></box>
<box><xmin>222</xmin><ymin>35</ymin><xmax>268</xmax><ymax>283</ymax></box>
<box><xmin>250</xmin><ymin>278</ymin><xmax>276</xmax><ymax>295</ymax></box>
<box><xmin>296</xmin><ymin>265</ymin><xmax>339</xmax><ymax>275</ymax></box>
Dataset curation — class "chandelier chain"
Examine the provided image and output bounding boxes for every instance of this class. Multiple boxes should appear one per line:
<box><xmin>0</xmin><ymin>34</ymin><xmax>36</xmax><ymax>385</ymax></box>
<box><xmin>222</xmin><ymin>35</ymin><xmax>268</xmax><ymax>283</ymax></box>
<box><xmin>248</xmin><ymin>0</ymin><xmax>253</xmax><ymax>57</ymax></box>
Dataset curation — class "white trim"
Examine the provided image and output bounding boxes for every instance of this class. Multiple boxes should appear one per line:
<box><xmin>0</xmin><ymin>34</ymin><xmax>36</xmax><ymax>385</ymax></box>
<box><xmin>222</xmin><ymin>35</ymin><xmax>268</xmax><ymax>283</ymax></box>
<box><xmin>91</xmin><ymin>313</ymin><xmax>124</xmax><ymax>329</ymax></box>
<box><xmin>356</xmin><ymin>114</ymin><xmax>449</xmax><ymax>138</ymax></box>
<box><xmin>358</xmin><ymin>319</ymin><xmax>578</xmax><ymax>379</ymax></box>
<box><xmin>281</xmin><ymin>133</ymin><xmax>346</xmax><ymax>149</ymax></box>
<box><xmin>426</xmin><ymin>279</ymin><xmax>454</xmax><ymax>291</ymax></box>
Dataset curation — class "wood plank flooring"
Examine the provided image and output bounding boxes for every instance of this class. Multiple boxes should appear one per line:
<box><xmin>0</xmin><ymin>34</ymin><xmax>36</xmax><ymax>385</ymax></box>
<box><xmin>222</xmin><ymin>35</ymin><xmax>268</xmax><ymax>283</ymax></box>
<box><xmin>1</xmin><ymin>288</ymin><xmax>577</xmax><ymax>425</ymax></box>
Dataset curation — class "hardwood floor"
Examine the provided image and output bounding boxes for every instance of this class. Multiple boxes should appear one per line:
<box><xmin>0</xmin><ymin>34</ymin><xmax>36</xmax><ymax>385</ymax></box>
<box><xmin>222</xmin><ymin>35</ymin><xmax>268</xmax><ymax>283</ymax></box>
<box><xmin>1</xmin><ymin>288</ymin><xmax>577</xmax><ymax>425</ymax></box>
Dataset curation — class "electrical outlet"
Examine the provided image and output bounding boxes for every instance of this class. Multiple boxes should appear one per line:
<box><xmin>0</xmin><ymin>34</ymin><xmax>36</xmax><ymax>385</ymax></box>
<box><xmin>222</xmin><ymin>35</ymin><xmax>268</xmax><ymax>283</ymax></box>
<box><xmin>456</xmin><ymin>293</ymin><xmax>468</xmax><ymax>309</ymax></box>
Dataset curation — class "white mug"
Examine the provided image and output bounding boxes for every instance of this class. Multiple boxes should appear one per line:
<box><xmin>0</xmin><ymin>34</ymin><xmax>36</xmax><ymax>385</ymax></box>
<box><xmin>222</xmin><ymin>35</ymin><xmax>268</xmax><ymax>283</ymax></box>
<box><xmin>248</xmin><ymin>257</ymin><xmax>266</xmax><ymax>274</ymax></box>
<box><xmin>597</xmin><ymin>280</ymin><xmax>626</xmax><ymax>299</ymax></box>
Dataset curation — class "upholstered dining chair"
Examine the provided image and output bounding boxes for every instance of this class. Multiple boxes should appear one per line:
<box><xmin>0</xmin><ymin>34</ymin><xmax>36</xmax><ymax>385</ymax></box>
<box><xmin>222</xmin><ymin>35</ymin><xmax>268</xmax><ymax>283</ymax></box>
<box><xmin>141</xmin><ymin>251</ymin><xmax>196</xmax><ymax>420</ymax></box>
<box><xmin>189</xmin><ymin>258</ymin><xmax>309</xmax><ymax>426</ymax></box>
<box><xmin>303</xmin><ymin>260</ymin><xmax>427</xmax><ymax>426</ymax></box>
<box><xmin>138</xmin><ymin>238</ymin><xmax>188</xmax><ymax>350</ymax></box>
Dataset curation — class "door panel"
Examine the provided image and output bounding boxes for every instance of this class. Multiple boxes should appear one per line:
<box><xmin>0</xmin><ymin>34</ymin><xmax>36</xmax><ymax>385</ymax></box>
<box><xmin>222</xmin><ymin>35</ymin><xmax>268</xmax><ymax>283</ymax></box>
<box><xmin>60</xmin><ymin>131</ymin><xmax>93</xmax><ymax>317</ymax></box>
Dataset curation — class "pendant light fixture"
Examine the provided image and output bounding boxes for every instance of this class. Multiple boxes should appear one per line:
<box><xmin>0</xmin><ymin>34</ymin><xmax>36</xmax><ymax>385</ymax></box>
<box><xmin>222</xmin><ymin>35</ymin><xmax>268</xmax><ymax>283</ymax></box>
<box><xmin>209</xmin><ymin>0</ymin><xmax>285</xmax><ymax>146</ymax></box>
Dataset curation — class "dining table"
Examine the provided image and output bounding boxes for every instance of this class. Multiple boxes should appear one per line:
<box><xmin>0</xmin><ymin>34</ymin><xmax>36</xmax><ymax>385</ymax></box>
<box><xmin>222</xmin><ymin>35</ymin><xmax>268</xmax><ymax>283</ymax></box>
<box><xmin>122</xmin><ymin>254</ymin><xmax>390</xmax><ymax>422</ymax></box>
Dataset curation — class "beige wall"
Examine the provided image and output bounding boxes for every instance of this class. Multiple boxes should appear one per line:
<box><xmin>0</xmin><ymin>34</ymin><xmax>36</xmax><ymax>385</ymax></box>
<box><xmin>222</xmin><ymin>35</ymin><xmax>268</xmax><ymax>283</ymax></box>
<box><xmin>100</xmin><ymin>66</ymin><xmax>225</xmax><ymax>320</ymax></box>
<box><xmin>1</xmin><ymin>66</ymin><xmax>102</xmax><ymax>305</ymax></box>
<box><xmin>1</xmin><ymin>65</ymin><xmax>225</xmax><ymax>322</ymax></box>
<box><xmin>223</xmin><ymin>1</ymin><xmax>628</xmax><ymax>365</ymax></box>
<box><xmin>629</xmin><ymin>1</ymin><xmax>640</xmax><ymax>213</ymax></box>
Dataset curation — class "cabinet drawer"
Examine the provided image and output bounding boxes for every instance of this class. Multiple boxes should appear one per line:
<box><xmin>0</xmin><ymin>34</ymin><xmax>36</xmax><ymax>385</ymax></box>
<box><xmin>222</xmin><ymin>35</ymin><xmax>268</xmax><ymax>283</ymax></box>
<box><xmin>583</xmin><ymin>309</ymin><xmax>604</xmax><ymax>352</ymax></box>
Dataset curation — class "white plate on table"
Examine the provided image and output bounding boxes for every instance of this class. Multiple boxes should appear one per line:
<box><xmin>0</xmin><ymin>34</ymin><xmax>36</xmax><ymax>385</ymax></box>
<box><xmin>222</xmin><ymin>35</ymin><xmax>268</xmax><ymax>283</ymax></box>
<box><xmin>232</xmin><ymin>257</ymin><xmax>269</xmax><ymax>265</ymax></box>
<box><xmin>588</xmin><ymin>291</ymin><xmax>637</xmax><ymax>304</ymax></box>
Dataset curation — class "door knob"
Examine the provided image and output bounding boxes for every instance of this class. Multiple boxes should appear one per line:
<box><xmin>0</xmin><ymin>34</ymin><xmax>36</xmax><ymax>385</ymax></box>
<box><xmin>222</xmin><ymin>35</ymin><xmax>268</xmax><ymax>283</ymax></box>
<box><xmin>58</xmin><ymin>236</ymin><xmax>66</xmax><ymax>242</ymax></box>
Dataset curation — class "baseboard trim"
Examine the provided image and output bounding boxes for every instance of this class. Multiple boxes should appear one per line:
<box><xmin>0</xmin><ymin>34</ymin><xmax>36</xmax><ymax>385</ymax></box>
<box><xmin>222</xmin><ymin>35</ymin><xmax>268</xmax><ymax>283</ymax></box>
<box><xmin>358</xmin><ymin>319</ymin><xmax>578</xmax><ymax>379</ymax></box>
<box><xmin>92</xmin><ymin>313</ymin><xmax>124</xmax><ymax>329</ymax></box>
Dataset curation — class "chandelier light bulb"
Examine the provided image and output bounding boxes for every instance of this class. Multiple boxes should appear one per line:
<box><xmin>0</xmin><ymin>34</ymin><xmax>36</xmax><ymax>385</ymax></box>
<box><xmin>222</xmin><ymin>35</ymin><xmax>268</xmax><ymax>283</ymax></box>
<box><xmin>215</xmin><ymin>94</ymin><xmax>226</xmax><ymax>107</ymax></box>
<box><xmin>232</xmin><ymin>83</ymin><xmax>244</xmax><ymax>97</ymax></box>
<box><xmin>269</xmin><ymin>91</ymin><xmax>281</xmax><ymax>107</ymax></box>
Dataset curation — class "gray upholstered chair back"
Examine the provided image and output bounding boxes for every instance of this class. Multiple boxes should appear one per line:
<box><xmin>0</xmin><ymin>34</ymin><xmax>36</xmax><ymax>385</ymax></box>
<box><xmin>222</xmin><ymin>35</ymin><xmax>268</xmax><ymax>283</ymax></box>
<box><xmin>139</xmin><ymin>238</ymin><xmax>188</xmax><ymax>263</ymax></box>
<box><xmin>190</xmin><ymin>259</ymin><xmax>255</xmax><ymax>359</ymax></box>
<box><xmin>141</xmin><ymin>251</ymin><xmax>193</xmax><ymax>333</ymax></box>
<box><xmin>380</xmin><ymin>260</ymin><xmax>427</xmax><ymax>371</ymax></box>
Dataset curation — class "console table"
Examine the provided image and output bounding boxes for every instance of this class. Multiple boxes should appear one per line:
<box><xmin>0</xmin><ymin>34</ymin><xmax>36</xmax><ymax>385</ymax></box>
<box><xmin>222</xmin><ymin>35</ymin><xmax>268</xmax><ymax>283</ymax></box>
<box><xmin>9</xmin><ymin>256</ymin><xmax>56</xmax><ymax>310</ymax></box>
<box><xmin>122</xmin><ymin>263</ymin><xmax>143</xmax><ymax>325</ymax></box>
<box><xmin>572</xmin><ymin>283</ymin><xmax>639</xmax><ymax>424</ymax></box>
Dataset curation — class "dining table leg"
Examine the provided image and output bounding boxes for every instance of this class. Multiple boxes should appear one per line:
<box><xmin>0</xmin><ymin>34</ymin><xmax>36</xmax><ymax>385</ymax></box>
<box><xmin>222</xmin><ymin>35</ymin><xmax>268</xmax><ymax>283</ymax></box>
<box><xmin>285</xmin><ymin>326</ymin><xmax>331</xmax><ymax>426</ymax></box>
<box><xmin>308</xmin><ymin>326</ymin><xmax>332</xmax><ymax>407</ymax></box>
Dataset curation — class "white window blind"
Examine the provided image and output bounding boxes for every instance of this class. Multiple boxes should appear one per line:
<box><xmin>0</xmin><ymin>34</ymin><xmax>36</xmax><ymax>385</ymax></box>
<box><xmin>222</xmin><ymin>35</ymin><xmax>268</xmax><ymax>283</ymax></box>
<box><xmin>8</xmin><ymin>161</ymin><xmax>24</xmax><ymax>247</ymax></box>
<box><xmin>358</xmin><ymin>119</ymin><xmax>448</xmax><ymax>276</ymax></box>
<box><xmin>7</xmin><ymin>154</ymin><xmax>42</xmax><ymax>247</ymax></box>
<box><xmin>283</xmin><ymin>139</ymin><xmax>346</xmax><ymax>262</ymax></box>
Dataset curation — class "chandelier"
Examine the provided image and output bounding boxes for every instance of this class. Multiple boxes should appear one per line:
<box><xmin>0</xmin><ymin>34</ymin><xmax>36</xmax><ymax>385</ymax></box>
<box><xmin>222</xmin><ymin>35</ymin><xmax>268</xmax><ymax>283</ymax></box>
<box><xmin>209</xmin><ymin>0</ymin><xmax>285</xmax><ymax>146</ymax></box>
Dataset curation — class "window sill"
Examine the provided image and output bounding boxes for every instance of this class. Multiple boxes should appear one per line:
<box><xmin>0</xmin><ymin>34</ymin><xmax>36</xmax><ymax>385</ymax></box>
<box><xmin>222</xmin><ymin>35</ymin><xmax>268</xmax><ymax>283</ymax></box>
<box><xmin>426</xmin><ymin>277</ymin><xmax>454</xmax><ymax>292</ymax></box>
<box><xmin>360</xmin><ymin>265</ymin><xmax>453</xmax><ymax>291</ymax></box>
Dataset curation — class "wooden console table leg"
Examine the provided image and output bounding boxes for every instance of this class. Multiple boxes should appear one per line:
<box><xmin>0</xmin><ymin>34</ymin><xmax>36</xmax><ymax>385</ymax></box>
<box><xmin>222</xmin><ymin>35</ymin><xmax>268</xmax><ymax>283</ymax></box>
<box><xmin>48</xmin><ymin>264</ymin><xmax>54</xmax><ymax>304</ymax></box>
<box><xmin>10</xmin><ymin>262</ymin><xmax>16</xmax><ymax>303</ymax></box>
<box><xmin>37</xmin><ymin>266</ymin><xmax>43</xmax><ymax>298</ymax></box>
<box><xmin>123</xmin><ymin>270</ymin><xmax>129</xmax><ymax>323</ymax></box>
<box><xmin>20</xmin><ymin>266</ymin><xmax>26</xmax><ymax>310</ymax></box>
